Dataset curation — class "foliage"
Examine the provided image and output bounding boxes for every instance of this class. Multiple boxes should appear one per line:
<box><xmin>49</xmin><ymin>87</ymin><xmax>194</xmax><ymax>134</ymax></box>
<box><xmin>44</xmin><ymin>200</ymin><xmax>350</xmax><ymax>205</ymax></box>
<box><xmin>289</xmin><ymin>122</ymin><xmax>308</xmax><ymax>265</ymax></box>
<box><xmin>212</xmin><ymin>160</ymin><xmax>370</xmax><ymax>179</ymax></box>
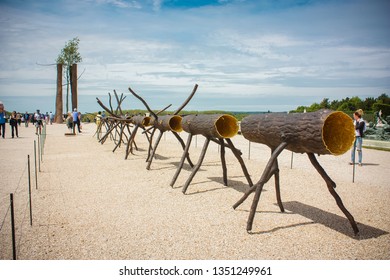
<box><xmin>290</xmin><ymin>93</ymin><xmax>389</xmax><ymax>116</ymax></box>
<box><xmin>56</xmin><ymin>37</ymin><xmax>82</xmax><ymax>66</ymax></box>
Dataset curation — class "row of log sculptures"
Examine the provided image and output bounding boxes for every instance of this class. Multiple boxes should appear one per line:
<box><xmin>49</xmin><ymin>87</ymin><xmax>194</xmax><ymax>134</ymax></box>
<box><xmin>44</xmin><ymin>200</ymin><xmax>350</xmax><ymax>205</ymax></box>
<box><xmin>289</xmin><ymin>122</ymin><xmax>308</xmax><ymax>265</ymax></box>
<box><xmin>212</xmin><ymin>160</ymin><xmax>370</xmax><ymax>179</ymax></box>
<box><xmin>95</xmin><ymin>86</ymin><xmax>359</xmax><ymax>236</ymax></box>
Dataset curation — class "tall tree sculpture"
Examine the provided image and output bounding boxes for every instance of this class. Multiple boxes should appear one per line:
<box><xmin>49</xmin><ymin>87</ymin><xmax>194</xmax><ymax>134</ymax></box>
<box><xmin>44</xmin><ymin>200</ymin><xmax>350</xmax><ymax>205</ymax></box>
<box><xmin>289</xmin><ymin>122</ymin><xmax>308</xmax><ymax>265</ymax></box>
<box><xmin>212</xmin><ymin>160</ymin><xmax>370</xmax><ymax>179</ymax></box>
<box><xmin>56</xmin><ymin>37</ymin><xmax>82</xmax><ymax>113</ymax></box>
<box><xmin>55</xmin><ymin>63</ymin><xmax>63</xmax><ymax>123</ymax></box>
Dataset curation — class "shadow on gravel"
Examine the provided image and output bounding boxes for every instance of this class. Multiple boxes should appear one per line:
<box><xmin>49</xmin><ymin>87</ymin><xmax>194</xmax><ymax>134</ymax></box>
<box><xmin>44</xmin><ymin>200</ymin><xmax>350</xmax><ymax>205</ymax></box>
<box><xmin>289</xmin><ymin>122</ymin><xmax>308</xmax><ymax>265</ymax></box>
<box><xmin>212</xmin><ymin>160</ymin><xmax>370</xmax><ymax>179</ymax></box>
<box><xmin>281</xmin><ymin>201</ymin><xmax>389</xmax><ymax>239</ymax></box>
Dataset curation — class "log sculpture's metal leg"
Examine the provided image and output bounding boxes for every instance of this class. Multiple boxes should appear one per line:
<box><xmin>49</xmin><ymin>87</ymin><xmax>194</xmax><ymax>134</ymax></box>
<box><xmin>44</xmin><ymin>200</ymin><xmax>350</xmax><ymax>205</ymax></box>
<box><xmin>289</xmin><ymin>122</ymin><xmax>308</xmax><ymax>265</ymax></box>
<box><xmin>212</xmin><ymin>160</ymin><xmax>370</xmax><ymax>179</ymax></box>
<box><xmin>245</xmin><ymin>142</ymin><xmax>288</xmax><ymax>231</ymax></box>
<box><xmin>182</xmin><ymin>138</ymin><xmax>211</xmax><ymax>194</ymax></box>
<box><xmin>125</xmin><ymin>124</ymin><xmax>139</xmax><ymax>159</ymax></box>
<box><xmin>100</xmin><ymin>121</ymin><xmax>121</xmax><ymax>145</ymax></box>
<box><xmin>113</xmin><ymin>123</ymin><xmax>125</xmax><ymax>153</ymax></box>
<box><xmin>233</xmin><ymin>143</ymin><xmax>287</xmax><ymax>211</ymax></box>
<box><xmin>273</xmin><ymin>158</ymin><xmax>284</xmax><ymax>212</ymax></box>
<box><xmin>122</xmin><ymin>124</ymin><xmax>131</xmax><ymax>144</ymax></box>
<box><xmin>225</xmin><ymin>138</ymin><xmax>253</xmax><ymax>187</ymax></box>
<box><xmin>93</xmin><ymin>121</ymin><xmax>103</xmax><ymax>140</ymax></box>
<box><xmin>170</xmin><ymin>134</ymin><xmax>193</xmax><ymax>187</ymax></box>
<box><xmin>146</xmin><ymin>127</ymin><xmax>156</xmax><ymax>162</ymax></box>
<box><xmin>146</xmin><ymin>130</ymin><xmax>163</xmax><ymax>170</ymax></box>
<box><xmin>307</xmin><ymin>153</ymin><xmax>359</xmax><ymax>235</ymax></box>
<box><xmin>172</xmin><ymin>131</ymin><xmax>194</xmax><ymax>168</ymax></box>
<box><xmin>219</xmin><ymin>138</ymin><xmax>228</xmax><ymax>186</ymax></box>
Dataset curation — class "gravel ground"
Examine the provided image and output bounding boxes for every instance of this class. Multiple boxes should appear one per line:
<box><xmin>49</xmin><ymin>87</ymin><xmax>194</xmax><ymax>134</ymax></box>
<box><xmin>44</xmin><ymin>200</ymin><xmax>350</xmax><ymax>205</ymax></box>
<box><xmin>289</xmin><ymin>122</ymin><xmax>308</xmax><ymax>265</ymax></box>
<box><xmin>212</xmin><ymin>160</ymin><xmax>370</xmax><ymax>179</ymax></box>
<box><xmin>1</xmin><ymin>122</ymin><xmax>389</xmax><ymax>260</ymax></box>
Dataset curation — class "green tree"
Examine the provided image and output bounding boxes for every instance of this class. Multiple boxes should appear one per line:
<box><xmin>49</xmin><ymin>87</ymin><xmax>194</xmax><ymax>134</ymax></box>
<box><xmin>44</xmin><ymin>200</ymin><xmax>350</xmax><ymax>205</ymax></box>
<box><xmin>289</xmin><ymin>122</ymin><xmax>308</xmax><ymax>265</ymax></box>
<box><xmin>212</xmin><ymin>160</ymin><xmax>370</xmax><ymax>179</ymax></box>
<box><xmin>376</xmin><ymin>93</ymin><xmax>390</xmax><ymax>104</ymax></box>
<box><xmin>349</xmin><ymin>96</ymin><xmax>363</xmax><ymax>110</ymax></box>
<box><xmin>56</xmin><ymin>37</ymin><xmax>82</xmax><ymax>112</ymax></box>
<box><xmin>319</xmin><ymin>98</ymin><xmax>330</xmax><ymax>109</ymax></box>
<box><xmin>363</xmin><ymin>97</ymin><xmax>376</xmax><ymax>111</ymax></box>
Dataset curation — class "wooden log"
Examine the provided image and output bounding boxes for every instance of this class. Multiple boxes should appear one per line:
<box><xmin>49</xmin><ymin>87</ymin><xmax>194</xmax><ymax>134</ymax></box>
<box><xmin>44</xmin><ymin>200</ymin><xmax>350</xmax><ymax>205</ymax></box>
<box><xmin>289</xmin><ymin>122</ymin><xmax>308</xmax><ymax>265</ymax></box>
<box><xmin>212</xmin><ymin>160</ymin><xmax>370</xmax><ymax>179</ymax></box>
<box><xmin>241</xmin><ymin>110</ymin><xmax>355</xmax><ymax>155</ymax></box>
<box><xmin>130</xmin><ymin>115</ymin><xmax>151</xmax><ymax>127</ymax></box>
<box><xmin>182</xmin><ymin>114</ymin><xmax>239</xmax><ymax>139</ymax></box>
<box><xmin>153</xmin><ymin>115</ymin><xmax>183</xmax><ymax>132</ymax></box>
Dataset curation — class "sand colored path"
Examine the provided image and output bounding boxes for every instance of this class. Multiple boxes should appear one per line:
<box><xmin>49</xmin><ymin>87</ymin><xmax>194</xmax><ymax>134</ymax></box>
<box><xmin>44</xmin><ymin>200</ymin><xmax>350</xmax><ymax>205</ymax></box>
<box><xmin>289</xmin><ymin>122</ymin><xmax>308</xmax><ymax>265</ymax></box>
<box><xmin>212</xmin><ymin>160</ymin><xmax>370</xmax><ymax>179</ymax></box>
<box><xmin>1</xmin><ymin>122</ymin><xmax>389</xmax><ymax>259</ymax></box>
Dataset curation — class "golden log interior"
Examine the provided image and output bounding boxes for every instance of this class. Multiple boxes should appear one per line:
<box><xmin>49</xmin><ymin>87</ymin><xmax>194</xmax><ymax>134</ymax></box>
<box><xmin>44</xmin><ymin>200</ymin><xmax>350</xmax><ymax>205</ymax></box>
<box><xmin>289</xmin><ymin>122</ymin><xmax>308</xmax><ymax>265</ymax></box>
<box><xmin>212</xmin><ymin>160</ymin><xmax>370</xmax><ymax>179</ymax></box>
<box><xmin>142</xmin><ymin>116</ymin><xmax>151</xmax><ymax>127</ymax></box>
<box><xmin>215</xmin><ymin>114</ymin><xmax>239</xmax><ymax>138</ymax></box>
<box><xmin>169</xmin><ymin>115</ymin><xmax>183</xmax><ymax>132</ymax></box>
<box><xmin>322</xmin><ymin>111</ymin><xmax>355</xmax><ymax>155</ymax></box>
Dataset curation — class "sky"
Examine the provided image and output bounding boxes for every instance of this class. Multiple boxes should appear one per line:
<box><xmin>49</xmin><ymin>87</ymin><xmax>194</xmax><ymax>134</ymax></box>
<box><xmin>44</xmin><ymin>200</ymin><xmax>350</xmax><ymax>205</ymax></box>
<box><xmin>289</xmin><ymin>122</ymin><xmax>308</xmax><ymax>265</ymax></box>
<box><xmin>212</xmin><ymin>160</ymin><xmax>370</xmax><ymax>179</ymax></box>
<box><xmin>0</xmin><ymin>0</ymin><xmax>389</xmax><ymax>113</ymax></box>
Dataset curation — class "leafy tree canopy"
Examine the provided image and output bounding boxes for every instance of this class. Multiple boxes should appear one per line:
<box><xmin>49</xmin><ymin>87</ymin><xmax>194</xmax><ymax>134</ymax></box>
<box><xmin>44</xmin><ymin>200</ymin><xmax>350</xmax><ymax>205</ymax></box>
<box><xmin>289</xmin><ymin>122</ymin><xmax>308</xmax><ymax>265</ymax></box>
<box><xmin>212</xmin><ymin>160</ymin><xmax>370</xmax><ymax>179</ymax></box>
<box><xmin>56</xmin><ymin>37</ymin><xmax>82</xmax><ymax>66</ymax></box>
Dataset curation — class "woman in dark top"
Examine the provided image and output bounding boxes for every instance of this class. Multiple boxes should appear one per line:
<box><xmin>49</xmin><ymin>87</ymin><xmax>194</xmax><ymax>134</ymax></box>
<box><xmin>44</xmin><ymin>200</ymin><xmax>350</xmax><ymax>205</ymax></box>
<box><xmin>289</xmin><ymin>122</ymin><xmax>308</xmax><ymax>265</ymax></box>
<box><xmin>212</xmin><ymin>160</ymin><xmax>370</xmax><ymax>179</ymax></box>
<box><xmin>350</xmin><ymin>109</ymin><xmax>365</xmax><ymax>166</ymax></box>
<box><xmin>10</xmin><ymin>111</ymin><xmax>19</xmax><ymax>138</ymax></box>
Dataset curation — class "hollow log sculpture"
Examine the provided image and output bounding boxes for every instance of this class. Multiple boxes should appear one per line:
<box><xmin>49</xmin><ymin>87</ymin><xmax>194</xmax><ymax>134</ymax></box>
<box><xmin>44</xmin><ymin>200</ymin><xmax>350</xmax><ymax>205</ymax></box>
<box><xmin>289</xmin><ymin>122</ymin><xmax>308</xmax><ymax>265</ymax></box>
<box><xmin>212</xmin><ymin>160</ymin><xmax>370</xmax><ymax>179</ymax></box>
<box><xmin>96</xmin><ymin>91</ymin><xmax>165</xmax><ymax>158</ymax></box>
<box><xmin>170</xmin><ymin>114</ymin><xmax>253</xmax><ymax>194</ymax></box>
<box><xmin>95</xmin><ymin>92</ymin><xmax>133</xmax><ymax>151</ymax></box>
<box><xmin>129</xmin><ymin>84</ymin><xmax>199</xmax><ymax>170</ymax></box>
<box><xmin>234</xmin><ymin>109</ymin><xmax>359</xmax><ymax>235</ymax></box>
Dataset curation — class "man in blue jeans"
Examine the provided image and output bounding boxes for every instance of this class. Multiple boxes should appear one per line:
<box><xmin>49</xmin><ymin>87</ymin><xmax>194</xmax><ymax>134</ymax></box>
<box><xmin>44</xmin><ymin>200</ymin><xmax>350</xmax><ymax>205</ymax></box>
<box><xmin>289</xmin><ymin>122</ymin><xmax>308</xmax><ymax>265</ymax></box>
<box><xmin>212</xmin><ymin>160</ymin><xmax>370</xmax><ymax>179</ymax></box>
<box><xmin>72</xmin><ymin>108</ymin><xmax>81</xmax><ymax>133</ymax></box>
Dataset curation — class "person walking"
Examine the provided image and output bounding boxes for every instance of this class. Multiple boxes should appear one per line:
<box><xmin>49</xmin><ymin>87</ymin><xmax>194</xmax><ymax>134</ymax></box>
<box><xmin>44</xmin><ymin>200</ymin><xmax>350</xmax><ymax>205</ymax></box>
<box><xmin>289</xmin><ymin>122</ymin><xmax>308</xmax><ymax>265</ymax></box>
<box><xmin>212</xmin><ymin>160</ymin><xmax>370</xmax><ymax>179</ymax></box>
<box><xmin>72</xmin><ymin>108</ymin><xmax>81</xmax><ymax>133</ymax></box>
<box><xmin>9</xmin><ymin>111</ymin><xmax>19</xmax><ymax>138</ymax></box>
<box><xmin>350</xmin><ymin>109</ymin><xmax>365</xmax><ymax>166</ymax></box>
<box><xmin>0</xmin><ymin>101</ymin><xmax>6</xmax><ymax>138</ymax></box>
<box><xmin>24</xmin><ymin>112</ymin><xmax>30</xmax><ymax>127</ymax></box>
<box><xmin>49</xmin><ymin>111</ymin><xmax>54</xmax><ymax>125</ymax></box>
<box><xmin>34</xmin><ymin>109</ymin><xmax>43</xmax><ymax>135</ymax></box>
<box><xmin>66</xmin><ymin>111</ymin><xmax>74</xmax><ymax>132</ymax></box>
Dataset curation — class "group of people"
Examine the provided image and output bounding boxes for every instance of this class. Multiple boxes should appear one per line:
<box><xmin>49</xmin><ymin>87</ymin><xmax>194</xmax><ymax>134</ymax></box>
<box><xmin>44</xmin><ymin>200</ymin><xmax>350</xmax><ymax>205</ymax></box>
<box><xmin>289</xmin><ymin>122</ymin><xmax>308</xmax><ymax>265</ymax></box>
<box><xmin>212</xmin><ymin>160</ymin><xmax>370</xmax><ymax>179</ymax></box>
<box><xmin>0</xmin><ymin>101</ymin><xmax>54</xmax><ymax>138</ymax></box>
<box><xmin>65</xmin><ymin>108</ymin><xmax>82</xmax><ymax>133</ymax></box>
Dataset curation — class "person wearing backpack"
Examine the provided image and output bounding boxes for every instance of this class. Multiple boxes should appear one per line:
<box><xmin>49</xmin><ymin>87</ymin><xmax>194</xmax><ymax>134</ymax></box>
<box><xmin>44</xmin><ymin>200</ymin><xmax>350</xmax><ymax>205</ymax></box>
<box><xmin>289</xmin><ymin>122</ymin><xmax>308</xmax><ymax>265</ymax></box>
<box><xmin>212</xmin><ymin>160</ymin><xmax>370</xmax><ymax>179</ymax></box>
<box><xmin>350</xmin><ymin>109</ymin><xmax>365</xmax><ymax>166</ymax></box>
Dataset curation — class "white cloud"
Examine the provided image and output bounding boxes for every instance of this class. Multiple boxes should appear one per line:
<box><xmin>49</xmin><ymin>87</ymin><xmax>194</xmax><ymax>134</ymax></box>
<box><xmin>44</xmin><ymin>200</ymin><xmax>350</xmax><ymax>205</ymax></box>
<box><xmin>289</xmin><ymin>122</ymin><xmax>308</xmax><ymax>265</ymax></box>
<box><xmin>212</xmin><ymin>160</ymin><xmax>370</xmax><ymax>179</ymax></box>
<box><xmin>0</xmin><ymin>0</ymin><xmax>389</xmax><ymax>112</ymax></box>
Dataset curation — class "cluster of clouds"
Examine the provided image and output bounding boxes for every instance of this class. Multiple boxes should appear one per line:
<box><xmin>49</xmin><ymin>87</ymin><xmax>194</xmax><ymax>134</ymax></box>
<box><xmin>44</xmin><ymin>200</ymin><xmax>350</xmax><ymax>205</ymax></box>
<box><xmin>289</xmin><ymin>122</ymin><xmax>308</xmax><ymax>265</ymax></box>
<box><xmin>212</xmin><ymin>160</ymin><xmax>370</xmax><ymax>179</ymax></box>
<box><xmin>0</xmin><ymin>0</ymin><xmax>389</xmax><ymax>111</ymax></box>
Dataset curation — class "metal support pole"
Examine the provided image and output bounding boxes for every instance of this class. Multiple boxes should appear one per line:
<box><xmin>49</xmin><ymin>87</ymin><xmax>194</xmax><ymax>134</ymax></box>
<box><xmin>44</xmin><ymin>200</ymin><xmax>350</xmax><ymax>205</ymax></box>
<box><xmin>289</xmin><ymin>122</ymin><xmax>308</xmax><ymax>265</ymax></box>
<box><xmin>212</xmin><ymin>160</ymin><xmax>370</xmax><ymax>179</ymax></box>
<box><xmin>37</xmin><ymin>135</ymin><xmax>41</xmax><ymax>172</ymax></box>
<box><xmin>10</xmin><ymin>193</ymin><xmax>16</xmax><ymax>260</ymax></box>
<box><xmin>28</xmin><ymin>155</ymin><xmax>33</xmax><ymax>226</ymax></box>
<box><xmin>34</xmin><ymin>140</ymin><xmax>38</xmax><ymax>189</ymax></box>
<box><xmin>290</xmin><ymin>152</ymin><xmax>294</xmax><ymax>169</ymax></box>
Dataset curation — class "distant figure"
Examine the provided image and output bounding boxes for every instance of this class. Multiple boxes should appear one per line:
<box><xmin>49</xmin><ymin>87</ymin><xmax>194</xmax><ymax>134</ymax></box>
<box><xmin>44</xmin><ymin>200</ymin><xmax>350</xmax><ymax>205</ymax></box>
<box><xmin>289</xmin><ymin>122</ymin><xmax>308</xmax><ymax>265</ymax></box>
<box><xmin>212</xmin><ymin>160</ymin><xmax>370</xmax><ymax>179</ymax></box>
<box><xmin>66</xmin><ymin>111</ymin><xmax>73</xmax><ymax>132</ymax></box>
<box><xmin>24</xmin><ymin>111</ymin><xmax>30</xmax><ymax>127</ymax></box>
<box><xmin>95</xmin><ymin>111</ymin><xmax>102</xmax><ymax>126</ymax></box>
<box><xmin>9</xmin><ymin>111</ymin><xmax>19</xmax><ymax>138</ymax></box>
<box><xmin>34</xmin><ymin>109</ymin><xmax>43</xmax><ymax>135</ymax></box>
<box><xmin>0</xmin><ymin>101</ymin><xmax>6</xmax><ymax>138</ymax></box>
<box><xmin>49</xmin><ymin>111</ymin><xmax>54</xmax><ymax>125</ymax></box>
<box><xmin>72</xmin><ymin>108</ymin><xmax>81</xmax><ymax>133</ymax></box>
<box><xmin>16</xmin><ymin>112</ymin><xmax>21</xmax><ymax>126</ymax></box>
<box><xmin>350</xmin><ymin>109</ymin><xmax>365</xmax><ymax>166</ymax></box>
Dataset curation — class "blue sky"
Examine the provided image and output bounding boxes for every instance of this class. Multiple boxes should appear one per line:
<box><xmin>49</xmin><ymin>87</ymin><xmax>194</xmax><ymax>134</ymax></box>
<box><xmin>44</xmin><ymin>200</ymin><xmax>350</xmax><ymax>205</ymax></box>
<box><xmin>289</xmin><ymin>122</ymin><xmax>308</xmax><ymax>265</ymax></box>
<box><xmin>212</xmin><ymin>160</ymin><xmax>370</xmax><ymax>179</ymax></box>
<box><xmin>0</xmin><ymin>0</ymin><xmax>389</xmax><ymax>112</ymax></box>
